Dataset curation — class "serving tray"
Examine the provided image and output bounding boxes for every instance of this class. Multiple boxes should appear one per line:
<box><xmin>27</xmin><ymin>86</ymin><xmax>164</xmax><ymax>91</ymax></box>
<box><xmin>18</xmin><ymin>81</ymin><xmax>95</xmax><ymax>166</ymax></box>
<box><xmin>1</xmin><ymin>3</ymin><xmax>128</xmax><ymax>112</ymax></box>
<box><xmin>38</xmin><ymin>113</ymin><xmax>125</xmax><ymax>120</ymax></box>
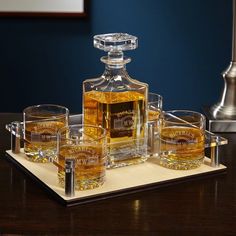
<box><xmin>5</xmin><ymin>149</ymin><xmax>226</xmax><ymax>207</ymax></box>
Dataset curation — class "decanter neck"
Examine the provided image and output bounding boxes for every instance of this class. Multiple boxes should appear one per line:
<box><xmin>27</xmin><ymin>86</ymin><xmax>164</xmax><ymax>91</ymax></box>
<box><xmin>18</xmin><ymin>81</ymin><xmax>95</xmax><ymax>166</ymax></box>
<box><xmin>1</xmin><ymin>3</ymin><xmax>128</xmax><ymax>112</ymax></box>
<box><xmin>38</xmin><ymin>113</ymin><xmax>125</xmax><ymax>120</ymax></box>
<box><xmin>104</xmin><ymin>63</ymin><xmax>128</xmax><ymax>76</ymax></box>
<box><xmin>108</xmin><ymin>51</ymin><xmax>124</xmax><ymax>61</ymax></box>
<box><xmin>101</xmin><ymin>51</ymin><xmax>131</xmax><ymax>69</ymax></box>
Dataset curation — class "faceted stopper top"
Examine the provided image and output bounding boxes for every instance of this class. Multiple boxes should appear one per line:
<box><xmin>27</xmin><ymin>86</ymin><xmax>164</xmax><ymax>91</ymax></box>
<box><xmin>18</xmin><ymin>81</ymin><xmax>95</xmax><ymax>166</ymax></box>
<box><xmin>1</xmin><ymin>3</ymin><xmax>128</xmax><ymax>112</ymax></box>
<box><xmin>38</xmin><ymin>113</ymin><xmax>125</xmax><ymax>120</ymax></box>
<box><xmin>94</xmin><ymin>33</ymin><xmax>138</xmax><ymax>52</ymax></box>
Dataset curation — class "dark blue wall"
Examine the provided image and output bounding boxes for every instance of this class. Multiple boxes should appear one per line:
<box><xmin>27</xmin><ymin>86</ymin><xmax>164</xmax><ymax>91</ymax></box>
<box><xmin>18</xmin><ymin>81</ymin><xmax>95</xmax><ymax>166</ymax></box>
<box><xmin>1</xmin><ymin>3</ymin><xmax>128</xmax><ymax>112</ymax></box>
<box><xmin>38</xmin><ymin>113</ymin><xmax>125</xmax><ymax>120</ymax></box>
<box><xmin>0</xmin><ymin>0</ymin><xmax>232</xmax><ymax>113</ymax></box>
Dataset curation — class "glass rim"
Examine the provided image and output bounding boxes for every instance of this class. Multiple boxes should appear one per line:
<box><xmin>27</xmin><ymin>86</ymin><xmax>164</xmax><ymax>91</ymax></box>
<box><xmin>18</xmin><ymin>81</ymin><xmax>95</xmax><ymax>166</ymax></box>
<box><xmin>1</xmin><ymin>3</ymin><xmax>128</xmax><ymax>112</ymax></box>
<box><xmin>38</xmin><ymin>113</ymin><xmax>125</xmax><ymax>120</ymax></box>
<box><xmin>162</xmin><ymin>109</ymin><xmax>206</xmax><ymax>125</ymax></box>
<box><xmin>23</xmin><ymin>104</ymin><xmax>69</xmax><ymax>117</ymax></box>
<box><xmin>58</xmin><ymin>124</ymin><xmax>107</xmax><ymax>142</ymax></box>
<box><xmin>148</xmin><ymin>92</ymin><xmax>163</xmax><ymax>103</ymax></box>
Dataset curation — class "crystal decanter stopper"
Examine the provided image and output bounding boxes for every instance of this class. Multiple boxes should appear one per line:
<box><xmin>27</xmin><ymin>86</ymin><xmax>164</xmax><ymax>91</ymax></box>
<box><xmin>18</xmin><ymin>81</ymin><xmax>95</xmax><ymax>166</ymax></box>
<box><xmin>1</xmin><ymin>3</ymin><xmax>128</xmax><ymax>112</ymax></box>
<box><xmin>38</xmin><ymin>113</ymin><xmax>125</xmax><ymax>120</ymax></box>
<box><xmin>83</xmin><ymin>33</ymin><xmax>148</xmax><ymax>168</ymax></box>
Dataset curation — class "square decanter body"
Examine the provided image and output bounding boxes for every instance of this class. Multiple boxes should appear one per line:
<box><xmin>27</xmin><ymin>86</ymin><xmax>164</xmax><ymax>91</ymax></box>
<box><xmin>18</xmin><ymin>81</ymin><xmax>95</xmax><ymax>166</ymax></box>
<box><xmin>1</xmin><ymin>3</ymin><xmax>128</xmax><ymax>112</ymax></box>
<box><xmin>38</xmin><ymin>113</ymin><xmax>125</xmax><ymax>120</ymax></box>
<box><xmin>83</xmin><ymin>67</ymin><xmax>148</xmax><ymax>168</ymax></box>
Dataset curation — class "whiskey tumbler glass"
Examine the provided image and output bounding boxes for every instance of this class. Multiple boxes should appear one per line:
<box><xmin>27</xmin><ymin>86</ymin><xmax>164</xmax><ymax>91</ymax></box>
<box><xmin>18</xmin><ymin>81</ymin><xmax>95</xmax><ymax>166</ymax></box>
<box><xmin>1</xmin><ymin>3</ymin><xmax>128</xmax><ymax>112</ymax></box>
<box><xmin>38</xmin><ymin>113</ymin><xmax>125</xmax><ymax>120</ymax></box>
<box><xmin>159</xmin><ymin>110</ymin><xmax>206</xmax><ymax>170</ymax></box>
<box><xmin>57</xmin><ymin>124</ymin><xmax>107</xmax><ymax>190</ymax></box>
<box><xmin>23</xmin><ymin>104</ymin><xmax>69</xmax><ymax>163</ymax></box>
<box><xmin>147</xmin><ymin>92</ymin><xmax>163</xmax><ymax>156</ymax></box>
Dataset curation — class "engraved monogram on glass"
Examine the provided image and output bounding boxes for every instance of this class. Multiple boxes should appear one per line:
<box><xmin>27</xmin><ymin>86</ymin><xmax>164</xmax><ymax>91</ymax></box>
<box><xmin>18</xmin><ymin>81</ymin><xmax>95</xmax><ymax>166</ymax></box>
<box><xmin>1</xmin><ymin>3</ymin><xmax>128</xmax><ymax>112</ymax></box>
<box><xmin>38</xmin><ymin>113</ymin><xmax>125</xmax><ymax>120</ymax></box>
<box><xmin>159</xmin><ymin>110</ymin><xmax>206</xmax><ymax>170</ymax></box>
<box><xmin>23</xmin><ymin>104</ymin><xmax>69</xmax><ymax>163</ymax></box>
<box><xmin>57</xmin><ymin>125</ymin><xmax>107</xmax><ymax>190</ymax></box>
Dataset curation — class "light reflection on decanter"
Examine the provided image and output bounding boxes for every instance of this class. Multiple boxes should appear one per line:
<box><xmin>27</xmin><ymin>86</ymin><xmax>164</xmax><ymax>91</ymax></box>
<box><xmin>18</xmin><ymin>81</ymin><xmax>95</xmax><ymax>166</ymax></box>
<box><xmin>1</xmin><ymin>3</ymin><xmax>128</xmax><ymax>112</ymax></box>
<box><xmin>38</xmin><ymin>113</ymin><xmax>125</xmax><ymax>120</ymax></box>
<box><xmin>83</xmin><ymin>33</ymin><xmax>148</xmax><ymax>168</ymax></box>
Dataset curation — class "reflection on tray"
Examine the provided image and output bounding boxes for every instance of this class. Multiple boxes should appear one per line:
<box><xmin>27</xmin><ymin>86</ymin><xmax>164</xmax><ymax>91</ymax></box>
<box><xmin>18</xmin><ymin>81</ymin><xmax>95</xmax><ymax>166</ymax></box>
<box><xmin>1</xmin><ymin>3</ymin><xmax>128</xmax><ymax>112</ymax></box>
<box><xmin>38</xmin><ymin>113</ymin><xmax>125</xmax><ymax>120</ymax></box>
<box><xmin>5</xmin><ymin>149</ymin><xmax>226</xmax><ymax>206</ymax></box>
<box><xmin>5</xmin><ymin>114</ymin><xmax>228</xmax><ymax>205</ymax></box>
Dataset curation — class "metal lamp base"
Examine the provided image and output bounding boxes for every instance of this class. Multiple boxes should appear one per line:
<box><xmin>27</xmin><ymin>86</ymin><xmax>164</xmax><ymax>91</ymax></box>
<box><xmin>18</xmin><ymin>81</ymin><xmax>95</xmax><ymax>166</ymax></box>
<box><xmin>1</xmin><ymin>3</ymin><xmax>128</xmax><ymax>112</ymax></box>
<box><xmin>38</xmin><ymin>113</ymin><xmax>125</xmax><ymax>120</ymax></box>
<box><xmin>203</xmin><ymin>107</ymin><xmax>236</xmax><ymax>132</ymax></box>
<box><xmin>210</xmin><ymin>103</ymin><xmax>236</xmax><ymax>120</ymax></box>
<box><xmin>207</xmin><ymin>1</ymin><xmax>236</xmax><ymax>132</ymax></box>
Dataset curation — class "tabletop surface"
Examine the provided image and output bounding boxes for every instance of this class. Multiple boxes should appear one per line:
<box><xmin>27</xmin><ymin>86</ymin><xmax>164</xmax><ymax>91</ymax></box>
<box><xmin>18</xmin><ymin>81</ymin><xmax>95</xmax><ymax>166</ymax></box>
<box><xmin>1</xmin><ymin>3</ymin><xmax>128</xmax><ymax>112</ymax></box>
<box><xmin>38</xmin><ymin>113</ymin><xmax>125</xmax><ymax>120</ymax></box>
<box><xmin>0</xmin><ymin>113</ymin><xmax>235</xmax><ymax>235</ymax></box>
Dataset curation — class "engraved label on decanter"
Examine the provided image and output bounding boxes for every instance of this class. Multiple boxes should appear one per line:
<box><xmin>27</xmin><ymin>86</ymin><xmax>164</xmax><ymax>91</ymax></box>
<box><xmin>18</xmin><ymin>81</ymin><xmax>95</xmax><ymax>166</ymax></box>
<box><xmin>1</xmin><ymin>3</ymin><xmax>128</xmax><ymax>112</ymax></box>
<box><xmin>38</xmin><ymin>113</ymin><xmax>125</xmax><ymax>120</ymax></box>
<box><xmin>111</xmin><ymin>101</ymin><xmax>134</xmax><ymax>138</ymax></box>
<box><xmin>83</xmin><ymin>33</ymin><xmax>148</xmax><ymax>168</ymax></box>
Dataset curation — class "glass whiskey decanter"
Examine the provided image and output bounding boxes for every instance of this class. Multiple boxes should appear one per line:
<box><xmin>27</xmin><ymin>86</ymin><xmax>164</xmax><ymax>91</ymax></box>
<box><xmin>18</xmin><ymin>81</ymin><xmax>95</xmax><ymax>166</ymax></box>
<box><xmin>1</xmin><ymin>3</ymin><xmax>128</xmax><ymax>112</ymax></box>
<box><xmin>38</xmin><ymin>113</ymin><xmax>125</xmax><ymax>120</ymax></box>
<box><xmin>83</xmin><ymin>33</ymin><xmax>148</xmax><ymax>168</ymax></box>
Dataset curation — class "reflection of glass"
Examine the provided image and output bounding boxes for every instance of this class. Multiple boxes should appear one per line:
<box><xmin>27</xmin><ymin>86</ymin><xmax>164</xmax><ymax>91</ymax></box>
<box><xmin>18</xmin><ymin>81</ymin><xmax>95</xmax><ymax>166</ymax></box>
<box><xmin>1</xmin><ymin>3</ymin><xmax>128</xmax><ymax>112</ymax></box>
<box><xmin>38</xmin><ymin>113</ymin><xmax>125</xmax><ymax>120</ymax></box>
<box><xmin>147</xmin><ymin>93</ymin><xmax>163</xmax><ymax>156</ymax></box>
<box><xmin>159</xmin><ymin>110</ymin><xmax>206</xmax><ymax>170</ymax></box>
<box><xmin>83</xmin><ymin>33</ymin><xmax>148</xmax><ymax>169</ymax></box>
<box><xmin>23</xmin><ymin>104</ymin><xmax>69</xmax><ymax>163</ymax></box>
<box><xmin>57</xmin><ymin>124</ymin><xmax>107</xmax><ymax>190</ymax></box>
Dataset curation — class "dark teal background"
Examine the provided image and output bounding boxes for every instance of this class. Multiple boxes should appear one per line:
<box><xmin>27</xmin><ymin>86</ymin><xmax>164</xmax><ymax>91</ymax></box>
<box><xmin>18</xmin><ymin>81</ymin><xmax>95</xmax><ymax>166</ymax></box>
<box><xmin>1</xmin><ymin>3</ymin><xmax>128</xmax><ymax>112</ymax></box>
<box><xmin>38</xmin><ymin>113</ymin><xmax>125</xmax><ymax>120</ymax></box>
<box><xmin>0</xmin><ymin>0</ymin><xmax>232</xmax><ymax>113</ymax></box>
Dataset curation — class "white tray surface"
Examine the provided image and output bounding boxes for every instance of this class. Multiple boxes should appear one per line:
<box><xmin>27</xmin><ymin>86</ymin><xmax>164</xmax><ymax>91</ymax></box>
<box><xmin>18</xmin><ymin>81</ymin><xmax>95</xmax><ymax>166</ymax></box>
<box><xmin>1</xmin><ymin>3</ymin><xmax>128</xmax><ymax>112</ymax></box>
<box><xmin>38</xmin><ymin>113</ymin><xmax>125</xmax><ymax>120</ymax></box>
<box><xmin>5</xmin><ymin>150</ymin><xmax>226</xmax><ymax>202</ymax></box>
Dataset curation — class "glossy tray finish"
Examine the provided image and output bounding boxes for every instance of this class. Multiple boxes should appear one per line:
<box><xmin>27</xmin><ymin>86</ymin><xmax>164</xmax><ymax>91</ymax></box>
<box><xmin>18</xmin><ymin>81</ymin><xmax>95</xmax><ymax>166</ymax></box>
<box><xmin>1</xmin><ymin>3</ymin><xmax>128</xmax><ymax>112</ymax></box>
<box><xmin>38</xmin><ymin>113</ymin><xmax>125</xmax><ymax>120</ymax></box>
<box><xmin>5</xmin><ymin>149</ymin><xmax>226</xmax><ymax>207</ymax></box>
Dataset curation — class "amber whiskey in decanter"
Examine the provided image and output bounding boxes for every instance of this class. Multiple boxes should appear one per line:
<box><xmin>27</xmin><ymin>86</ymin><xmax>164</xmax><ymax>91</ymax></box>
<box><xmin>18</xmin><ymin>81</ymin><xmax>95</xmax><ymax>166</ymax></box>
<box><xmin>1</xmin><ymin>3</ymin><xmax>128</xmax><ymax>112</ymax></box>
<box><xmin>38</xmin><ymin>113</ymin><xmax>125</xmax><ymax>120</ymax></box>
<box><xmin>83</xmin><ymin>33</ymin><xmax>148</xmax><ymax>168</ymax></box>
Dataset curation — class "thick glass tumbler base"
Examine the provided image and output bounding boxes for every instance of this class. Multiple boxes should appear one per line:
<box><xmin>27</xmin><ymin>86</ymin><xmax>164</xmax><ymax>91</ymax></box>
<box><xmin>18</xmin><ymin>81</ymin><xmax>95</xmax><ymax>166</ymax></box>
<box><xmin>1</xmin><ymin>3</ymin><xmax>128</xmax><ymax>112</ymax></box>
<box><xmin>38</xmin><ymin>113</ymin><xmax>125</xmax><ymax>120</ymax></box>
<box><xmin>159</xmin><ymin>156</ymin><xmax>204</xmax><ymax>170</ymax></box>
<box><xmin>58</xmin><ymin>174</ymin><xmax>105</xmax><ymax>191</ymax></box>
